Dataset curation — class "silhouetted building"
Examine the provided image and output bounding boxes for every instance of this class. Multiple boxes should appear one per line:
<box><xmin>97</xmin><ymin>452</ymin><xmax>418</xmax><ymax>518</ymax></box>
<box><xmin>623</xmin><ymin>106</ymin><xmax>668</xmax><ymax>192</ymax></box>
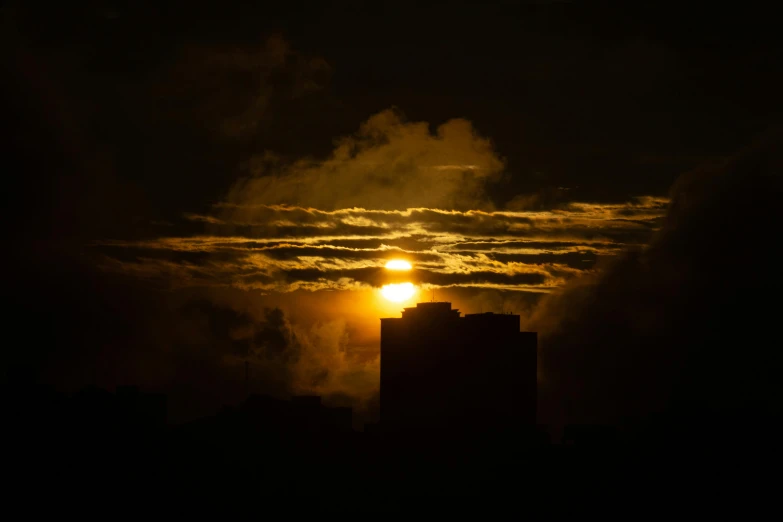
<box><xmin>116</xmin><ymin>385</ymin><xmax>168</xmax><ymax>432</ymax></box>
<box><xmin>562</xmin><ymin>424</ymin><xmax>620</xmax><ymax>446</ymax></box>
<box><xmin>380</xmin><ymin>302</ymin><xmax>537</xmax><ymax>445</ymax></box>
<box><xmin>237</xmin><ymin>393</ymin><xmax>353</xmax><ymax>435</ymax></box>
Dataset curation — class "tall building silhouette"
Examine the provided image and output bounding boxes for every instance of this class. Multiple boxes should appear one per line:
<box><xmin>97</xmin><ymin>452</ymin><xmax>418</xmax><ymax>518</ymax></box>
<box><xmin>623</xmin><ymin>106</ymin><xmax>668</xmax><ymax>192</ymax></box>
<box><xmin>380</xmin><ymin>302</ymin><xmax>537</xmax><ymax>444</ymax></box>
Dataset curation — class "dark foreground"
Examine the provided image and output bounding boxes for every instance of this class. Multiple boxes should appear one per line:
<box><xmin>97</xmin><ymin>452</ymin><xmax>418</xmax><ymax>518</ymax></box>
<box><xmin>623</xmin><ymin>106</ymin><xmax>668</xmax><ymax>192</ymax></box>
<box><xmin>6</xmin><ymin>383</ymin><xmax>782</xmax><ymax>502</ymax></box>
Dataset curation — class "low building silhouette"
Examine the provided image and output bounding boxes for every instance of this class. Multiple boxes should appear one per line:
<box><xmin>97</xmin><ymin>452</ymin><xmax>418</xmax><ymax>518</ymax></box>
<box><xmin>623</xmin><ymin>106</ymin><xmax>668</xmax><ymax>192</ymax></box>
<box><xmin>380</xmin><ymin>302</ymin><xmax>537</xmax><ymax>448</ymax></box>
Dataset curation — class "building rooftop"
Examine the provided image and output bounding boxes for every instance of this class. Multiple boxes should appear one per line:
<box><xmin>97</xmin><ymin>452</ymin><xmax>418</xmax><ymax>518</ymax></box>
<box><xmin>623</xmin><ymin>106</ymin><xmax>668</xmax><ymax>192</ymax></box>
<box><xmin>399</xmin><ymin>301</ymin><xmax>461</xmax><ymax>320</ymax></box>
<box><xmin>383</xmin><ymin>302</ymin><xmax>524</xmax><ymax>321</ymax></box>
<box><xmin>464</xmin><ymin>312</ymin><xmax>520</xmax><ymax>318</ymax></box>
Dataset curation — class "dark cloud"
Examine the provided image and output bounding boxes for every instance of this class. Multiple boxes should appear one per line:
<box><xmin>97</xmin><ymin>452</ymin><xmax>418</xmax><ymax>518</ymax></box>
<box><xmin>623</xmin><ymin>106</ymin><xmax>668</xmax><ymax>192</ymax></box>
<box><xmin>215</xmin><ymin>223</ymin><xmax>391</xmax><ymax>240</ymax></box>
<box><xmin>530</xmin><ymin>130</ymin><xmax>783</xmax><ymax>432</ymax></box>
<box><xmin>247</xmin><ymin>245</ymin><xmax>442</xmax><ymax>264</ymax></box>
<box><xmin>443</xmin><ymin>239</ymin><xmax>628</xmax><ymax>253</ymax></box>
<box><xmin>148</xmin><ymin>35</ymin><xmax>323</xmax><ymax>139</ymax></box>
<box><xmin>279</xmin><ymin>267</ymin><xmax>385</xmax><ymax>288</ymax></box>
<box><xmin>484</xmin><ymin>251</ymin><xmax>599</xmax><ymax>270</ymax></box>
<box><xmin>178</xmin><ymin>299</ymin><xmax>301</xmax><ymax>364</ymax></box>
<box><xmin>96</xmin><ymin>196</ymin><xmax>667</xmax><ymax>293</ymax></box>
<box><xmin>414</xmin><ymin>270</ymin><xmax>549</xmax><ymax>288</ymax></box>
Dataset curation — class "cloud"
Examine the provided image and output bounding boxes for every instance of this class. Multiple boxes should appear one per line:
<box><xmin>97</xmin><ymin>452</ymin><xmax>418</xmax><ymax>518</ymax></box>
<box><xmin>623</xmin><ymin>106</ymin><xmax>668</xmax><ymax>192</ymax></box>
<box><xmin>290</xmin><ymin>319</ymin><xmax>380</xmax><ymax>408</ymax></box>
<box><xmin>221</xmin><ymin>108</ymin><xmax>505</xmax><ymax>211</ymax></box>
<box><xmin>177</xmin><ymin>298</ymin><xmax>379</xmax><ymax>418</ymax></box>
<box><xmin>94</xmin><ymin>197</ymin><xmax>667</xmax><ymax>293</ymax></box>
<box><xmin>528</xmin><ymin>129</ymin><xmax>783</xmax><ymax>432</ymax></box>
<box><xmin>152</xmin><ymin>34</ymin><xmax>331</xmax><ymax>139</ymax></box>
<box><xmin>80</xmin><ymin>184</ymin><xmax>672</xmax><ymax>426</ymax></box>
<box><xmin>83</xmin><ymin>125</ymin><xmax>672</xmax><ymax>424</ymax></box>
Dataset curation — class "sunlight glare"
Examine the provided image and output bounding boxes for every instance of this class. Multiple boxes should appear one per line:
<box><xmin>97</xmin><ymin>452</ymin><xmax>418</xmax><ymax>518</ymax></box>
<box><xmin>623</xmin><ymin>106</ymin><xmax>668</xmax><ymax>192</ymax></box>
<box><xmin>385</xmin><ymin>259</ymin><xmax>412</xmax><ymax>270</ymax></box>
<box><xmin>381</xmin><ymin>283</ymin><xmax>416</xmax><ymax>302</ymax></box>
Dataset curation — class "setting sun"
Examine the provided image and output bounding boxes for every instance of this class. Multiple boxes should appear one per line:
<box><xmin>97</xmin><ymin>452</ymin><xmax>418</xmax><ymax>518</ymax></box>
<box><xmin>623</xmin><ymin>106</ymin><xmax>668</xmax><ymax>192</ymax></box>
<box><xmin>385</xmin><ymin>259</ymin><xmax>412</xmax><ymax>270</ymax></box>
<box><xmin>381</xmin><ymin>282</ymin><xmax>416</xmax><ymax>302</ymax></box>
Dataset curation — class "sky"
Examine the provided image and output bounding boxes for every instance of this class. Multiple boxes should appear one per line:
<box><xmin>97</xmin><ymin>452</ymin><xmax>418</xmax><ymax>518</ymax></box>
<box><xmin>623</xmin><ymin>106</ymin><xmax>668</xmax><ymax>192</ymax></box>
<box><xmin>4</xmin><ymin>1</ymin><xmax>782</xmax><ymax>428</ymax></box>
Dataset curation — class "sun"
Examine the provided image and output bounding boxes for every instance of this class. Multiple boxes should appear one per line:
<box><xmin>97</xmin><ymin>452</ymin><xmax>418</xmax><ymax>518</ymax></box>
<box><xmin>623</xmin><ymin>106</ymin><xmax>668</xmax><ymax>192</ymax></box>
<box><xmin>385</xmin><ymin>259</ymin><xmax>412</xmax><ymax>270</ymax></box>
<box><xmin>381</xmin><ymin>282</ymin><xmax>416</xmax><ymax>302</ymax></box>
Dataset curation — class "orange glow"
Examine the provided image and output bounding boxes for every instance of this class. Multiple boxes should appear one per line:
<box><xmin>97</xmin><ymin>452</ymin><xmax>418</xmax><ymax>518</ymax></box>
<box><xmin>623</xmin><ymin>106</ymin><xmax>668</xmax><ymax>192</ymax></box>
<box><xmin>385</xmin><ymin>259</ymin><xmax>412</xmax><ymax>270</ymax></box>
<box><xmin>381</xmin><ymin>283</ymin><xmax>416</xmax><ymax>302</ymax></box>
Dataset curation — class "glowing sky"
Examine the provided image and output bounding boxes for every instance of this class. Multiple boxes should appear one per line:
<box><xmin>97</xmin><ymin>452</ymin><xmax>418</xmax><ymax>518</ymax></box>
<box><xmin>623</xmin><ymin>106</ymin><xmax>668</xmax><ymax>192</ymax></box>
<box><xmin>92</xmin><ymin>109</ymin><xmax>668</xmax><ymax>300</ymax></box>
<box><xmin>96</xmin><ymin>198</ymin><xmax>668</xmax><ymax>295</ymax></box>
<box><xmin>9</xmin><ymin>2</ymin><xmax>779</xmax><ymax>430</ymax></box>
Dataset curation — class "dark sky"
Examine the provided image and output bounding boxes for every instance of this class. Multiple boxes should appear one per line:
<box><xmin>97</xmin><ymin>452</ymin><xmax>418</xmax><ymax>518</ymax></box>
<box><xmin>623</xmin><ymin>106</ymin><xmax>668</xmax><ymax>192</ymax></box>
<box><xmin>3</xmin><ymin>1</ymin><xmax>782</xmax><ymax>426</ymax></box>
<box><xmin>7</xmin><ymin>1</ymin><xmax>782</xmax><ymax>235</ymax></box>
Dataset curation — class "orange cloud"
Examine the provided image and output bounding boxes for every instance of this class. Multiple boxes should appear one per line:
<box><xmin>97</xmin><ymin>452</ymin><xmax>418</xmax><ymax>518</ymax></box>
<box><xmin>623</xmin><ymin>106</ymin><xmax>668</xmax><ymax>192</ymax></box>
<box><xmin>222</xmin><ymin>109</ymin><xmax>505</xmax><ymax>213</ymax></box>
